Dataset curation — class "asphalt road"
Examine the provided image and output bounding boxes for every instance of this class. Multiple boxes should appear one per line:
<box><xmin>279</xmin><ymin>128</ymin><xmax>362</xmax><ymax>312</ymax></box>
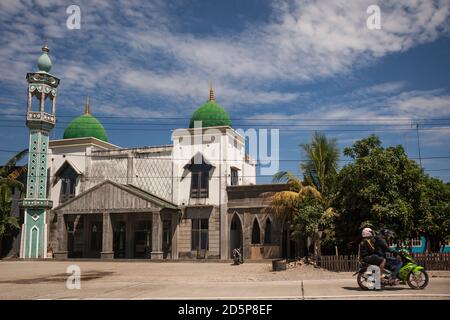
<box><xmin>0</xmin><ymin>261</ymin><xmax>448</xmax><ymax>300</ymax></box>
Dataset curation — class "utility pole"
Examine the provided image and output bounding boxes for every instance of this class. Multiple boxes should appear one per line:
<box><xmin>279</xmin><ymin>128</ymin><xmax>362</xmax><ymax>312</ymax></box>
<box><xmin>415</xmin><ymin>122</ymin><xmax>423</xmax><ymax>169</ymax></box>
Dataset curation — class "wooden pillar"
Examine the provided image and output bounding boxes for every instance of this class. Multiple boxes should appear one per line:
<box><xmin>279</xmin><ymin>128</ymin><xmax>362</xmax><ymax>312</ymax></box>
<box><xmin>151</xmin><ymin>212</ymin><xmax>163</xmax><ymax>260</ymax></box>
<box><xmin>171</xmin><ymin>213</ymin><xmax>179</xmax><ymax>259</ymax></box>
<box><xmin>101</xmin><ymin>212</ymin><xmax>114</xmax><ymax>259</ymax></box>
<box><xmin>126</xmin><ymin>214</ymin><xmax>133</xmax><ymax>259</ymax></box>
<box><xmin>83</xmin><ymin>215</ymin><xmax>89</xmax><ymax>258</ymax></box>
<box><xmin>54</xmin><ymin>213</ymin><xmax>68</xmax><ymax>259</ymax></box>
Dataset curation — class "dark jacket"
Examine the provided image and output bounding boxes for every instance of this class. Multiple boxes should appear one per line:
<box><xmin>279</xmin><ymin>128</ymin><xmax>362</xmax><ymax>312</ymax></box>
<box><xmin>374</xmin><ymin>235</ymin><xmax>394</xmax><ymax>258</ymax></box>
<box><xmin>360</xmin><ymin>238</ymin><xmax>375</xmax><ymax>258</ymax></box>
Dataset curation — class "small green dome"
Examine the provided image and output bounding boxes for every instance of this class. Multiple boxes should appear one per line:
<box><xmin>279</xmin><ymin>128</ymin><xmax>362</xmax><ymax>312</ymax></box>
<box><xmin>37</xmin><ymin>44</ymin><xmax>52</xmax><ymax>73</ymax></box>
<box><xmin>189</xmin><ymin>100</ymin><xmax>232</xmax><ymax>128</ymax></box>
<box><xmin>63</xmin><ymin>113</ymin><xmax>108</xmax><ymax>142</ymax></box>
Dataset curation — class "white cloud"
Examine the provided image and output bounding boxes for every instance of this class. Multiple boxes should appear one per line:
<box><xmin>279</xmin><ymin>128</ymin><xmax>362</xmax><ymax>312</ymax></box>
<box><xmin>388</xmin><ymin>90</ymin><xmax>450</xmax><ymax>118</ymax></box>
<box><xmin>0</xmin><ymin>0</ymin><xmax>449</xmax><ymax>118</ymax></box>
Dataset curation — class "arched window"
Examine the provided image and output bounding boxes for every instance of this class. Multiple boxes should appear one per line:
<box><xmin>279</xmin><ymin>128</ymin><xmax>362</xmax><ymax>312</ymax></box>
<box><xmin>251</xmin><ymin>219</ymin><xmax>261</xmax><ymax>244</ymax></box>
<box><xmin>55</xmin><ymin>161</ymin><xmax>80</xmax><ymax>204</ymax></box>
<box><xmin>264</xmin><ymin>219</ymin><xmax>272</xmax><ymax>244</ymax></box>
<box><xmin>185</xmin><ymin>154</ymin><xmax>213</xmax><ymax>198</ymax></box>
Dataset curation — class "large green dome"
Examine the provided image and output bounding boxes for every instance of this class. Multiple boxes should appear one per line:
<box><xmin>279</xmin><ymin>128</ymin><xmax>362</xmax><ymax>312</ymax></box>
<box><xmin>189</xmin><ymin>100</ymin><xmax>232</xmax><ymax>128</ymax></box>
<box><xmin>189</xmin><ymin>84</ymin><xmax>232</xmax><ymax>128</ymax></box>
<box><xmin>63</xmin><ymin>114</ymin><xmax>108</xmax><ymax>142</ymax></box>
<box><xmin>63</xmin><ymin>98</ymin><xmax>108</xmax><ymax>142</ymax></box>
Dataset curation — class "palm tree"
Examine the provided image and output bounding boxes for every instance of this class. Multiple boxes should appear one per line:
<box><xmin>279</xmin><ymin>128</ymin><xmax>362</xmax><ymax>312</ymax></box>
<box><xmin>269</xmin><ymin>172</ymin><xmax>321</xmax><ymax>221</ymax></box>
<box><xmin>267</xmin><ymin>172</ymin><xmax>334</xmax><ymax>259</ymax></box>
<box><xmin>267</xmin><ymin>132</ymin><xmax>339</xmax><ymax>259</ymax></box>
<box><xmin>0</xmin><ymin>149</ymin><xmax>28</xmax><ymax>256</ymax></box>
<box><xmin>300</xmin><ymin>132</ymin><xmax>339</xmax><ymax>197</ymax></box>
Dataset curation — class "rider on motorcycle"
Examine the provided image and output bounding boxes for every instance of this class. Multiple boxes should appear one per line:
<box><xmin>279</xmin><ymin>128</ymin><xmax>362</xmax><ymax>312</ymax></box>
<box><xmin>374</xmin><ymin>228</ymin><xmax>402</xmax><ymax>285</ymax></box>
<box><xmin>359</xmin><ymin>227</ymin><xmax>386</xmax><ymax>274</ymax></box>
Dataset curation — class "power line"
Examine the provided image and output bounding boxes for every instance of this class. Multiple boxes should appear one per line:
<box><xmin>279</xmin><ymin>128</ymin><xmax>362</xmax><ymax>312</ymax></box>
<box><xmin>2</xmin><ymin>124</ymin><xmax>450</xmax><ymax>132</ymax></box>
<box><xmin>1</xmin><ymin>148</ymin><xmax>450</xmax><ymax>162</ymax></box>
<box><xmin>416</xmin><ymin>123</ymin><xmax>423</xmax><ymax>169</ymax></box>
<box><xmin>12</xmin><ymin>169</ymin><xmax>450</xmax><ymax>181</ymax></box>
<box><xmin>2</xmin><ymin>119</ymin><xmax>450</xmax><ymax>127</ymax></box>
<box><xmin>2</xmin><ymin>111</ymin><xmax>450</xmax><ymax>122</ymax></box>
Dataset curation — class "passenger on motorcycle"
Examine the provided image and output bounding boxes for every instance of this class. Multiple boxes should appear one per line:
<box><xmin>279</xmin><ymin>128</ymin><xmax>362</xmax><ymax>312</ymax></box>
<box><xmin>374</xmin><ymin>228</ymin><xmax>402</xmax><ymax>285</ymax></box>
<box><xmin>359</xmin><ymin>227</ymin><xmax>386</xmax><ymax>274</ymax></box>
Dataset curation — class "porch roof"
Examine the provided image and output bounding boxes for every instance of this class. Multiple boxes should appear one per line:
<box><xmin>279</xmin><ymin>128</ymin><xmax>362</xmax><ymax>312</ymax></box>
<box><xmin>53</xmin><ymin>180</ymin><xmax>178</xmax><ymax>214</ymax></box>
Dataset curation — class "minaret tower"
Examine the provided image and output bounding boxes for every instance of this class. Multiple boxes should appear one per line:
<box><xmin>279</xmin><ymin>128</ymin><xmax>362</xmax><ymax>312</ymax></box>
<box><xmin>20</xmin><ymin>44</ymin><xmax>60</xmax><ymax>259</ymax></box>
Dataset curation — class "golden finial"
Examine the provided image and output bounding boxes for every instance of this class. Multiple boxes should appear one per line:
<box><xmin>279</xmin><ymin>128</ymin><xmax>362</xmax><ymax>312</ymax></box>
<box><xmin>85</xmin><ymin>96</ymin><xmax>90</xmax><ymax>114</ymax></box>
<box><xmin>42</xmin><ymin>40</ymin><xmax>49</xmax><ymax>53</ymax></box>
<box><xmin>209</xmin><ymin>80</ymin><xmax>215</xmax><ymax>102</ymax></box>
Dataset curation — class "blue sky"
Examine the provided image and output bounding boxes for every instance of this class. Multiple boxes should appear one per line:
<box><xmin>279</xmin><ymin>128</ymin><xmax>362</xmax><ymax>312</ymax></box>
<box><xmin>0</xmin><ymin>0</ymin><xmax>450</xmax><ymax>183</ymax></box>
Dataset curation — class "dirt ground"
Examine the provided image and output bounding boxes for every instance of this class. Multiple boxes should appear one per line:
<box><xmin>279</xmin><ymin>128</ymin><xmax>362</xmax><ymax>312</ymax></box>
<box><xmin>0</xmin><ymin>261</ymin><xmax>448</xmax><ymax>299</ymax></box>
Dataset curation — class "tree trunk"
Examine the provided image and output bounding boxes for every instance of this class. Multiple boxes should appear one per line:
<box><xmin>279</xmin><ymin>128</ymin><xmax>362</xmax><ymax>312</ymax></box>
<box><xmin>313</xmin><ymin>229</ymin><xmax>322</xmax><ymax>263</ymax></box>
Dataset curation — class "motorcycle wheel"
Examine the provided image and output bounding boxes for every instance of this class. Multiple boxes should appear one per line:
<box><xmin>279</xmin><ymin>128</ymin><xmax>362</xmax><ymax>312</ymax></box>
<box><xmin>357</xmin><ymin>272</ymin><xmax>375</xmax><ymax>290</ymax></box>
<box><xmin>406</xmin><ymin>270</ymin><xmax>429</xmax><ymax>290</ymax></box>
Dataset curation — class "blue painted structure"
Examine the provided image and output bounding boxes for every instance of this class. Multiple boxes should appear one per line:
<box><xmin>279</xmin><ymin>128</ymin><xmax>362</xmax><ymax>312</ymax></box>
<box><xmin>390</xmin><ymin>236</ymin><xmax>450</xmax><ymax>253</ymax></box>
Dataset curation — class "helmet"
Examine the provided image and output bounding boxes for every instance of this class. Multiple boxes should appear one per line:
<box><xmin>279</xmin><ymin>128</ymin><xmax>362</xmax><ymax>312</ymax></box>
<box><xmin>362</xmin><ymin>227</ymin><xmax>374</xmax><ymax>238</ymax></box>
<box><xmin>380</xmin><ymin>228</ymin><xmax>395</xmax><ymax>238</ymax></box>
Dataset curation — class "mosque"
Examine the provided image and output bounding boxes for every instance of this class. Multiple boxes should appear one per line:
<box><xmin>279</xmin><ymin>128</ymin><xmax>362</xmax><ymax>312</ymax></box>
<box><xmin>18</xmin><ymin>45</ymin><xmax>296</xmax><ymax>260</ymax></box>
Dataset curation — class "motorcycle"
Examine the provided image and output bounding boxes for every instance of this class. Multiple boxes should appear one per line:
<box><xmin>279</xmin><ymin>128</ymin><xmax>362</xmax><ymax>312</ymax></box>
<box><xmin>354</xmin><ymin>249</ymin><xmax>429</xmax><ymax>290</ymax></box>
<box><xmin>232</xmin><ymin>247</ymin><xmax>243</xmax><ymax>265</ymax></box>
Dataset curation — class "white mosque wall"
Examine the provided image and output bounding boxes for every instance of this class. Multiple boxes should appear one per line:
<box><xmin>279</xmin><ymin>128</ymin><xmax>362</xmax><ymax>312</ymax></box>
<box><xmin>48</xmin><ymin>126</ymin><xmax>256</xmax><ymax>209</ymax></box>
<box><xmin>172</xmin><ymin>126</ymin><xmax>255</xmax><ymax>206</ymax></box>
<box><xmin>48</xmin><ymin>145</ymin><xmax>89</xmax><ymax>207</ymax></box>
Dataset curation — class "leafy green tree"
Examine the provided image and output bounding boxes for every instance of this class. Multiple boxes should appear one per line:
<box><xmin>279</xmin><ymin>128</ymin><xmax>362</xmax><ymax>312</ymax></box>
<box><xmin>0</xmin><ymin>149</ymin><xmax>27</xmax><ymax>255</ymax></box>
<box><xmin>416</xmin><ymin>177</ymin><xmax>450</xmax><ymax>251</ymax></box>
<box><xmin>334</xmin><ymin>135</ymin><xmax>444</xmax><ymax>253</ymax></box>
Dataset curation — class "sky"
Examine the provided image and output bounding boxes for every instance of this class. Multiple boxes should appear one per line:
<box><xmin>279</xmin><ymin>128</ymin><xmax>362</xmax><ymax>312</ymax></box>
<box><xmin>0</xmin><ymin>0</ymin><xmax>449</xmax><ymax>183</ymax></box>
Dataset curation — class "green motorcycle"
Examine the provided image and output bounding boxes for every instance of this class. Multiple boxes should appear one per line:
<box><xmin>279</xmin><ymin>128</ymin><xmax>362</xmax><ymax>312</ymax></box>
<box><xmin>355</xmin><ymin>249</ymin><xmax>429</xmax><ymax>290</ymax></box>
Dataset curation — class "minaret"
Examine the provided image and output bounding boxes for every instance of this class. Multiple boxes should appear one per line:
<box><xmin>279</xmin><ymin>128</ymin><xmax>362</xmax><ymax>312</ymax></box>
<box><xmin>19</xmin><ymin>44</ymin><xmax>60</xmax><ymax>259</ymax></box>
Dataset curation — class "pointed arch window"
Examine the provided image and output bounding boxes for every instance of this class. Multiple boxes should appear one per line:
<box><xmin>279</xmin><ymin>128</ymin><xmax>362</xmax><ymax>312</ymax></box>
<box><xmin>251</xmin><ymin>219</ymin><xmax>261</xmax><ymax>244</ymax></box>
<box><xmin>264</xmin><ymin>219</ymin><xmax>272</xmax><ymax>244</ymax></box>
<box><xmin>185</xmin><ymin>154</ymin><xmax>214</xmax><ymax>198</ymax></box>
<box><xmin>54</xmin><ymin>160</ymin><xmax>81</xmax><ymax>204</ymax></box>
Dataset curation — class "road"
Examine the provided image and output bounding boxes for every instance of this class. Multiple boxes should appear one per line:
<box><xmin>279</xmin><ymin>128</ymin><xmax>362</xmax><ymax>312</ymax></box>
<box><xmin>0</xmin><ymin>261</ymin><xmax>448</xmax><ymax>300</ymax></box>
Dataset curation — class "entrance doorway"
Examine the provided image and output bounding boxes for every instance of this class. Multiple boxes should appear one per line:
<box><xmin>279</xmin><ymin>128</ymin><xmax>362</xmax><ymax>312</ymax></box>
<box><xmin>89</xmin><ymin>220</ymin><xmax>102</xmax><ymax>258</ymax></box>
<box><xmin>282</xmin><ymin>227</ymin><xmax>297</xmax><ymax>259</ymax></box>
<box><xmin>113</xmin><ymin>221</ymin><xmax>126</xmax><ymax>258</ymax></box>
<box><xmin>163</xmin><ymin>219</ymin><xmax>172</xmax><ymax>259</ymax></box>
<box><xmin>230</xmin><ymin>214</ymin><xmax>243</xmax><ymax>258</ymax></box>
<box><xmin>134</xmin><ymin>220</ymin><xmax>151</xmax><ymax>259</ymax></box>
<box><xmin>67</xmin><ymin>215</ymin><xmax>84</xmax><ymax>258</ymax></box>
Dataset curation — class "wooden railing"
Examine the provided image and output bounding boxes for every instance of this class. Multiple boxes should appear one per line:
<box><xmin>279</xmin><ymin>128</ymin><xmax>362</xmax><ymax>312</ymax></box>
<box><xmin>319</xmin><ymin>255</ymin><xmax>360</xmax><ymax>272</ymax></box>
<box><xmin>319</xmin><ymin>253</ymin><xmax>450</xmax><ymax>272</ymax></box>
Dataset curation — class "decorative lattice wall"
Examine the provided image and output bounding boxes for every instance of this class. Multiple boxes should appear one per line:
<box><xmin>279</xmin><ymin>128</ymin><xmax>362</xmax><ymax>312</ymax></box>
<box><xmin>87</xmin><ymin>156</ymin><xmax>128</xmax><ymax>190</ymax></box>
<box><xmin>84</xmin><ymin>153</ymin><xmax>173</xmax><ymax>202</ymax></box>
<box><xmin>134</xmin><ymin>153</ymin><xmax>172</xmax><ymax>201</ymax></box>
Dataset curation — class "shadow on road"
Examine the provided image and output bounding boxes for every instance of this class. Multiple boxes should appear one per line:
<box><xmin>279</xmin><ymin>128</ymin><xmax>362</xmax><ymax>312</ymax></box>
<box><xmin>342</xmin><ymin>286</ymin><xmax>410</xmax><ymax>291</ymax></box>
<box><xmin>0</xmin><ymin>271</ymin><xmax>114</xmax><ymax>284</ymax></box>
